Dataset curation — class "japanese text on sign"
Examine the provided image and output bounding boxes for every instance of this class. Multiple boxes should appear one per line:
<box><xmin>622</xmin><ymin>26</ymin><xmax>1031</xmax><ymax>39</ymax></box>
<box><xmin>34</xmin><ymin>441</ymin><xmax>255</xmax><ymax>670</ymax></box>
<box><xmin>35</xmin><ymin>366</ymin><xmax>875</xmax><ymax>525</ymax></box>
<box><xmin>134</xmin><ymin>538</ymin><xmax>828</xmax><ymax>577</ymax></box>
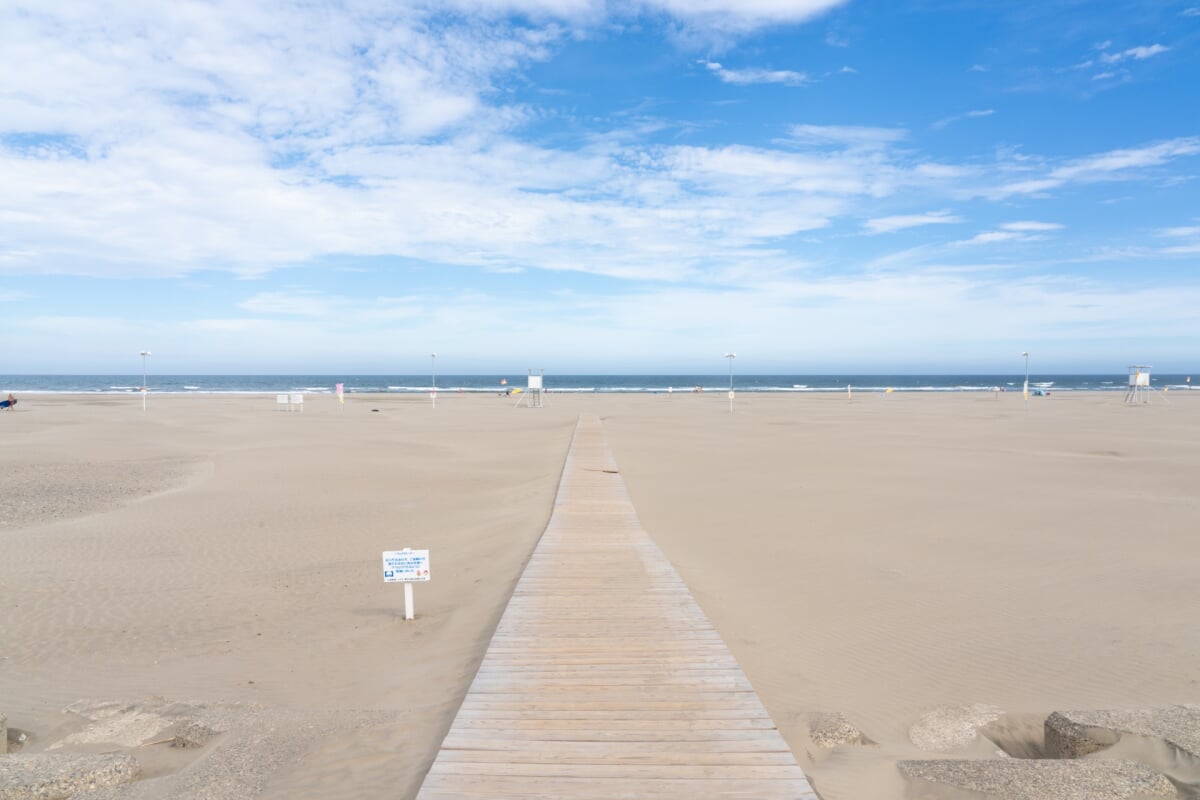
<box><xmin>382</xmin><ymin>549</ymin><xmax>431</xmax><ymax>582</ymax></box>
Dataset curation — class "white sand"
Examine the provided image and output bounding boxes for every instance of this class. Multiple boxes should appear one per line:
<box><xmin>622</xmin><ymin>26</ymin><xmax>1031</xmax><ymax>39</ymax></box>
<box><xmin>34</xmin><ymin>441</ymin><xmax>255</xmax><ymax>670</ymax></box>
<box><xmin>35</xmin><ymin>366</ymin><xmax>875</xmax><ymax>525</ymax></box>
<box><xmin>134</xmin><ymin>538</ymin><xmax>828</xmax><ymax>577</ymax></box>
<box><xmin>2</xmin><ymin>390</ymin><xmax>1197</xmax><ymax>798</ymax></box>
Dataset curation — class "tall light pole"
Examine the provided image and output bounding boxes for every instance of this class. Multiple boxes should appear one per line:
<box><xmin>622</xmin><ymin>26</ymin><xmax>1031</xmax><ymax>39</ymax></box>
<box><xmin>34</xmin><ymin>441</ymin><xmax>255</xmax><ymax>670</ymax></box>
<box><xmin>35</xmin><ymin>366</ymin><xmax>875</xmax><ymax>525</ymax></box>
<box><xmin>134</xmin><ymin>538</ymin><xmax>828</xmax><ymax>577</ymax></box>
<box><xmin>1021</xmin><ymin>351</ymin><xmax>1029</xmax><ymax>409</ymax></box>
<box><xmin>431</xmin><ymin>352</ymin><xmax>437</xmax><ymax>409</ymax></box>
<box><xmin>724</xmin><ymin>352</ymin><xmax>736</xmax><ymax>414</ymax></box>
<box><xmin>139</xmin><ymin>350</ymin><xmax>151</xmax><ymax>412</ymax></box>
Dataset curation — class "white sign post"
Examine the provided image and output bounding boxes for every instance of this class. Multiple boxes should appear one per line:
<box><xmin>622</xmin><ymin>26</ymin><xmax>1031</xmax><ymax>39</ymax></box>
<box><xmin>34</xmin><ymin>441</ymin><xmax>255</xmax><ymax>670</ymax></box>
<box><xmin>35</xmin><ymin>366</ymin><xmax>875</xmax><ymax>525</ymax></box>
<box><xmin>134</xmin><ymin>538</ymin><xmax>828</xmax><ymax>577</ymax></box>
<box><xmin>382</xmin><ymin>548</ymin><xmax>430</xmax><ymax>620</ymax></box>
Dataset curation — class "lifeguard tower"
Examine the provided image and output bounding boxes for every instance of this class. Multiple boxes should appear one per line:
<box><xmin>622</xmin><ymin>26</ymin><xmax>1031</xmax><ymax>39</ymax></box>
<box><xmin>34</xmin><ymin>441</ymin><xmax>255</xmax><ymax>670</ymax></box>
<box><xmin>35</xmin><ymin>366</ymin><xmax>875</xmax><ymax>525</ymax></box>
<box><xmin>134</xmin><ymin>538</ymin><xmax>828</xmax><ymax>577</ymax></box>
<box><xmin>1124</xmin><ymin>365</ymin><xmax>1152</xmax><ymax>404</ymax></box>
<box><xmin>517</xmin><ymin>368</ymin><xmax>545</xmax><ymax>408</ymax></box>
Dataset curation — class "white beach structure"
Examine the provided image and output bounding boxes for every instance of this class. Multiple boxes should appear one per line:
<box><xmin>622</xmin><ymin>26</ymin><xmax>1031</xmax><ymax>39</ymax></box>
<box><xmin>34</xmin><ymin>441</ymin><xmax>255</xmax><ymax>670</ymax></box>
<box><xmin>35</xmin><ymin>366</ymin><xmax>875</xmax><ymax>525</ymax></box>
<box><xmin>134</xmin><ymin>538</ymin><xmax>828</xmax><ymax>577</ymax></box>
<box><xmin>1124</xmin><ymin>365</ymin><xmax>1152</xmax><ymax>404</ymax></box>
<box><xmin>517</xmin><ymin>368</ymin><xmax>545</xmax><ymax>408</ymax></box>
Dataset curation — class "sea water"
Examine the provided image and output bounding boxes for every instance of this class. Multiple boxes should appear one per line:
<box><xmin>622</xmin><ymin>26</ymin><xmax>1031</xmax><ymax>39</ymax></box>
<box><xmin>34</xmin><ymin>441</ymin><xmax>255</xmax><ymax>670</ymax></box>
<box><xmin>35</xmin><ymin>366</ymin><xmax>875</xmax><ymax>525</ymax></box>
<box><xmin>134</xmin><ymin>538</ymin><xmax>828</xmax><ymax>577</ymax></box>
<box><xmin>1</xmin><ymin>374</ymin><xmax>1194</xmax><ymax>394</ymax></box>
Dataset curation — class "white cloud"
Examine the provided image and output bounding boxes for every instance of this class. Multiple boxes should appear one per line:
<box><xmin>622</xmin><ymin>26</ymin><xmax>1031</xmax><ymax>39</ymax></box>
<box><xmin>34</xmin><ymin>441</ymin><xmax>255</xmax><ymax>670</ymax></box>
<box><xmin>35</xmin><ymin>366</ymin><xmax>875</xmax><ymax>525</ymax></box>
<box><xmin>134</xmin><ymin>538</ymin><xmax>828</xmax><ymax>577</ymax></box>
<box><xmin>1156</xmin><ymin>223</ymin><xmax>1200</xmax><ymax>255</ymax></box>
<box><xmin>1</xmin><ymin>2</ymin><xmax>1197</xmax><ymax>297</ymax></box>
<box><xmin>1100</xmin><ymin>44</ymin><xmax>1169</xmax><ymax>64</ymax></box>
<box><xmin>1001</xmin><ymin>221</ymin><xmax>1063</xmax><ymax>232</ymax></box>
<box><xmin>864</xmin><ymin>210</ymin><xmax>962</xmax><ymax>235</ymax></box>
<box><xmin>956</xmin><ymin>231</ymin><xmax>1024</xmax><ymax>245</ymax></box>
<box><xmin>238</xmin><ymin>292</ymin><xmax>331</xmax><ymax>316</ymax></box>
<box><xmin>702</xmin><ymin>60</ymin><xmax>810</xmax><ymax>85</ymax></box>
<box><xmin>986</xmin><ymin>138</ymin><xmax>1200</xmax><ymax>199</ymax></box>
<box><xmin>932</xmin><ymin>108</ymin><xmax>994</xmax><ymax>130</ymax></box>
<box><xmin>1182</xmin><ymin>7</ymin><xmax>1200</xmax><ymax>16</ymax></box>
<box><xmin>644</xmin><ymin>0</ymin><xmax>848</xmax><ymax>31</ymax></box>
<box><xmin>788</xmin><ymin>124</ymin><xmax>907</xmax><ymax>148</ymax></box>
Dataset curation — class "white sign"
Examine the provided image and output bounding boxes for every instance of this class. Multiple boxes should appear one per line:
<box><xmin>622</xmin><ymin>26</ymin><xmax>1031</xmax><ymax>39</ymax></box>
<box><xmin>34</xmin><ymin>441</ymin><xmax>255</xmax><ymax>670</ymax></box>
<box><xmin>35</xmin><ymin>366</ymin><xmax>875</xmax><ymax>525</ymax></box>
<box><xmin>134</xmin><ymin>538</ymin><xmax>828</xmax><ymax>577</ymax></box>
<box><xmin>528</xmin><ymin>374</ymin><xmax>543</xmax><ymax>389</ymax></box>
<box><xmin>728</xmin><ymin>390</ymin><xmax>735</xmax><ymax>399</ymax></box>
<box><xmin>382</xmin><ymin>549</ymin><xmax>430</xmax><ymax>582</ymax></box>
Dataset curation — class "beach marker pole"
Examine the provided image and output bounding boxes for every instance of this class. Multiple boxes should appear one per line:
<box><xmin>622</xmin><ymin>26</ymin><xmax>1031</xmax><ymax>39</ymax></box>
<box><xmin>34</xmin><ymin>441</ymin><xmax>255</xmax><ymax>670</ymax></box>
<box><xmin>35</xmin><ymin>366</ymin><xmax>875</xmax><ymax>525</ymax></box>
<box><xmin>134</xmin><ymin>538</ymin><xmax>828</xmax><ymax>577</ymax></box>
<box><xmin>724</xmin><ymin>353</ymin><xmax>736</xmax><ymax>413</ymax></box>
<box><xmin>847</xmin><ymin>383</ymin><xmax>852</xmax><ymax>401</ymax></box>
<box><xmin>139</xmin><ymin>350</ymin><xmax>151</xmax><ymax>412</ymax></box>
<box><xmin>1021</xmin><ymin>351</ymin><xmax>1030</xmax><ymax>409</ymax></box>
<box><xmin>404</xmin><ymin>583</ymin><xmax>414</xmax><ymax>620</ymax></box>
<box><xmin>431</xmin><ymin>353</ymin><xmax>437</xmax><ymax>410</ymax></box>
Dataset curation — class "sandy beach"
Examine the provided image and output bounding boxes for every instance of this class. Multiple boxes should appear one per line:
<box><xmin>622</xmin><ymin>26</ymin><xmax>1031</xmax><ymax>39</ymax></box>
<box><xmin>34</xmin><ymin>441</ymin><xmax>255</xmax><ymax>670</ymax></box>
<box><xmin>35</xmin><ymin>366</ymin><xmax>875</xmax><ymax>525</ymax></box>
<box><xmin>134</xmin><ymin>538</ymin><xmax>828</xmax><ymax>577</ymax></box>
<box><xmin>2</xmin><ymin>390</ymin><xmax>1198</xmax><ymax>798</ymax></box>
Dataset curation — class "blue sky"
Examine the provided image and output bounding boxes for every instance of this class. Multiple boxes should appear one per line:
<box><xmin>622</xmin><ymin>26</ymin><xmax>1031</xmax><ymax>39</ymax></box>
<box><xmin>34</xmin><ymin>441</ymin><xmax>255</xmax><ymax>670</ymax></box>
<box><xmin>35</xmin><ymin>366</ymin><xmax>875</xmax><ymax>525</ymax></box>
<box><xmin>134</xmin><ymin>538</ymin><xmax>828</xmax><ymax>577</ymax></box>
<box><xmin>2</xmin><ymin>0</ymin><xmax>1198</xmax><ymax>374</ymax></box>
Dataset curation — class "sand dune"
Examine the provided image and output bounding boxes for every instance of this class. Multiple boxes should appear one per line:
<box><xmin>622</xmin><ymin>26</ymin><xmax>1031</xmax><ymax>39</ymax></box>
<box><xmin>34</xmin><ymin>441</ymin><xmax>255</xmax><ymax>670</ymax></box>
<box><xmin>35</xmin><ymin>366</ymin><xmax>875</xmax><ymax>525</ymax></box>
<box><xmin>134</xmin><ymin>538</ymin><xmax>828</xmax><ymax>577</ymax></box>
<box><xmin>2</xmin><ymin>391</ymin><xmax>1197</xmax><ymax>798</ymax></box>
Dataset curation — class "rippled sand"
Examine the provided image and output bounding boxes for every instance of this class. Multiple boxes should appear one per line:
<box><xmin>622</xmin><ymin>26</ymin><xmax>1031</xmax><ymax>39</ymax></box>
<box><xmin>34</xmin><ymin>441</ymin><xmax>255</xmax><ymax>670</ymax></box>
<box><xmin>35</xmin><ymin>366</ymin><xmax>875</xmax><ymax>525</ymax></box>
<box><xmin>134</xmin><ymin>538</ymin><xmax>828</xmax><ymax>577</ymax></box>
<box><xmin>2</xmin><ymin>390</ymin><xmax>1197</xmax><ymax>798</ymax></box>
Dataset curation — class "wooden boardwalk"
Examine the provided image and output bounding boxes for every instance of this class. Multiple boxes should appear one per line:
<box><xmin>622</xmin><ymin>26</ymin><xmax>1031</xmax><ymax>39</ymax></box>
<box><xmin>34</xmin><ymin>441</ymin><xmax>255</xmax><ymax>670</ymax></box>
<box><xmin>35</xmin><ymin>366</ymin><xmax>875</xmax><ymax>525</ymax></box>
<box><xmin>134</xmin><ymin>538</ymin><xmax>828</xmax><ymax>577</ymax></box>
<box><xmin>417</xmin><ymin>415</ymin><xmax>818</xmax><ymax>799</ymax></box>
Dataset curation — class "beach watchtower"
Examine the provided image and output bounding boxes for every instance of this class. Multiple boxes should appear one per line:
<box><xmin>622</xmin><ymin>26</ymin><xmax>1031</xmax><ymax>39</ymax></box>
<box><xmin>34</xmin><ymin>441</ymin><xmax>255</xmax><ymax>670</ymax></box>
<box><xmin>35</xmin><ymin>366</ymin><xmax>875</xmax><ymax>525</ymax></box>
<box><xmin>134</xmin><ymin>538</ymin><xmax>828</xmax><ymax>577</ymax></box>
<box><xmin>518</xmin><ymin>368</ymin><xmax>545</xmax><ymax>408</ymax></box>
<box><xmin>1124</xmin><ymin>365</ymin><xmax>1152</xmax><ymax>404</ymax></box>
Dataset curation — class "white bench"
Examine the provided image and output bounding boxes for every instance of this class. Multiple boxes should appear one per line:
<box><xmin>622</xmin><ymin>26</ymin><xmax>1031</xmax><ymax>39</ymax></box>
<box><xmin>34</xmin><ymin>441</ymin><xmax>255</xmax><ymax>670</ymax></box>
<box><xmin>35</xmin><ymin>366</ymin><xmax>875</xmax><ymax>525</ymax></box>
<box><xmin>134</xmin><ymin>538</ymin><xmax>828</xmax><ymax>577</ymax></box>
<box><xmin>276</xmin><ymin>394</ymin><xmax>289</xmax><ymax>411</ymax></box>
<box><xmin>290</xmin><ymin>393</ymin><xmax>304</xmax><ymax>412</ymax></box>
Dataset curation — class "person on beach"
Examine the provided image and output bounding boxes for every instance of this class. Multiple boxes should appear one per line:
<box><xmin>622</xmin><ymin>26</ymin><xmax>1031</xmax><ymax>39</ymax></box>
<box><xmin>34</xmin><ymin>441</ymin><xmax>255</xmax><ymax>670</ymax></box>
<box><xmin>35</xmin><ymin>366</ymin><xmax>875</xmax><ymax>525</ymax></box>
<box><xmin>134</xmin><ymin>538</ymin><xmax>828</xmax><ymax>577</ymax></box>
<box><xmin>0</xmin><ymin>394</ymin><xmax>16</xmax><ymax>410</ymax></box>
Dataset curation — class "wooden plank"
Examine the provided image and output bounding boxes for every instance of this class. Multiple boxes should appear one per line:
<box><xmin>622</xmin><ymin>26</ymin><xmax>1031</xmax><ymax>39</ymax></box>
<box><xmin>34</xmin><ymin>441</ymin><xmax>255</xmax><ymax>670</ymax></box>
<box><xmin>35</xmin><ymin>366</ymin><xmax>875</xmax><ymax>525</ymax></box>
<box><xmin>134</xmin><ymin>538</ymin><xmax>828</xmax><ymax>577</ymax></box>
<box><xmin>439</xmin><ymin>737</ymin><xmax>792</xmax><ymax>753</ymax></box>
<box><xmin>415</xmin><ymin>415</ymin><xmax>816</xmax><ymax>799</ymax></box>
<box><xmin>420</xmin><ymin>775</ymin><xmax>819</xmax><ymax>799</ymax></box>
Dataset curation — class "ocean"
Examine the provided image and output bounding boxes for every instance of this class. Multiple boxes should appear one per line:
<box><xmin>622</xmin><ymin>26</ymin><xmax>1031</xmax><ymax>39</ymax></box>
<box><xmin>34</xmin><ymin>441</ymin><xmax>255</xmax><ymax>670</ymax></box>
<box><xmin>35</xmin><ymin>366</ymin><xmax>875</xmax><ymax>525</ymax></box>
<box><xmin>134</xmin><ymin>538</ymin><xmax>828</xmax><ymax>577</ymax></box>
<box><xmin>1</xmin><ymin>374</ymin><xmax>1194</xmax><ymax>394</ymax></box>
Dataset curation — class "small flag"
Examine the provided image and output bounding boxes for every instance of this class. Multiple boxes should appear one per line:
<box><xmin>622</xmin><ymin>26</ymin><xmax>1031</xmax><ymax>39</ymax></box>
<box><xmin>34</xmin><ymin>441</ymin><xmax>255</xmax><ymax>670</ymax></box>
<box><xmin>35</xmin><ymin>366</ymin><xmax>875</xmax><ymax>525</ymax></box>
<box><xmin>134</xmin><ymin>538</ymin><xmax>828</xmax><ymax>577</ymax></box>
<box><xmin>336</xmin><ymin>382</ymin><xmax>344</xmax><ymax>404</ymax></box>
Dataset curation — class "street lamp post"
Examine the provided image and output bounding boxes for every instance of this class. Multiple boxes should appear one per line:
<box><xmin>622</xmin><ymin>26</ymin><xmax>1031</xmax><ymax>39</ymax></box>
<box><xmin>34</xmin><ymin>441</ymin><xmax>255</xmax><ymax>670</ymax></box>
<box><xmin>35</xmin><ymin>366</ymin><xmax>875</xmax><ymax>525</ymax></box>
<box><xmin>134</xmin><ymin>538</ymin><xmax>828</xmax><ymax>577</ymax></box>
<box><xmin>139</xmin><ymin>350</ymin><xmax>151</xmax><ymax>412</ymax></box>
<box><xmin>1021</xmin><ymin>351</ymin><xmax>1029</xmax><ymax>409</ymax></box>
<box><xmin>431</xmin><ymin>352</ymin><xmax>437</xmax><ymax>409</ymax></box>
<box><xmin>724</xmin><ymin>352</ymin><xmax>736</xmax><ymax>413</ymax></box>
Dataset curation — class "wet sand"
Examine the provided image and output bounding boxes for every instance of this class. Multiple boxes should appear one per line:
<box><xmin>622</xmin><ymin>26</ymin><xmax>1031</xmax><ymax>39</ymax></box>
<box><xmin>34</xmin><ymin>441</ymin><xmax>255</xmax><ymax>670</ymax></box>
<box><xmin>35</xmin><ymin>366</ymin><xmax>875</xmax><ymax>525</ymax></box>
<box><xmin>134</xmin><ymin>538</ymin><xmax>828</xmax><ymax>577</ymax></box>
<box><xmin>2</xmin><ymin>390</ymin><xmax>1197</xmax><ymax>798</ymax></box>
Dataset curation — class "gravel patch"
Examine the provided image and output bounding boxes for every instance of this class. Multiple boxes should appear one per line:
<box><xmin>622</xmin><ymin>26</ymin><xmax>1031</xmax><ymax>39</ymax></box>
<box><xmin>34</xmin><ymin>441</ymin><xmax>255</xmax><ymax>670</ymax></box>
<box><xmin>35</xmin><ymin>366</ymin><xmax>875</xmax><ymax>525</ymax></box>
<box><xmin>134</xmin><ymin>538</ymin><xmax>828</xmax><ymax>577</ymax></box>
<box><xmin>0</xmin><ymin>461</ymin><xmax>195</xmax><ymax>529</ymax></box>
<box><xmin>808</xmin><ymin>712</ymin><xmax>872</xmax><ymax>748</ymax></box>
<box><xmin>909</xmin><ymin>703</ymin><xmax>1003</xmax><ymax>751</ymax></box>
<box><xmin>0</xmin><ymin>753</ymin><xmax>140</xmax><ymax>800</ymax></box>
<box><xmin>898</xmin><ymin>758</ymin><xmax>1178</xmax><ymax>799</ymax></box>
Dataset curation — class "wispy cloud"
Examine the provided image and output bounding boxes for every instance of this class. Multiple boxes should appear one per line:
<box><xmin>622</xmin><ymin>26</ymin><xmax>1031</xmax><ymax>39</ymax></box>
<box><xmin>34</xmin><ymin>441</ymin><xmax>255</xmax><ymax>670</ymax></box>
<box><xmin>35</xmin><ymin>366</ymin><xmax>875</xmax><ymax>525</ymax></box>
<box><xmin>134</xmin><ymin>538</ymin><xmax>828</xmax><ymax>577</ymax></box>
<box><xmin>701</xmin><ymin>60</ymin><xmax>810</xmax><ymax>85</ymax></box>
<box><xmin>1100</xmin><ymin>44</ymin><xmax>1169</xmax><ymax>64</ymax></box>
<box><xmin>788</xmin><ymin>124</ymin><xmax>907</xmax><ymax>148</ymax></box>
<box><xmin>238</xmin><ymin>292</ymin><xmax>331</xmax><ymax>316</ymax></box>
<box><xmin>986</xmin><ymin>138</ymin><xmax>1200</xmax><ymax>199</ymax></box>
<box><xmin>1001</xmin><ymin>221</ymin><xmax>1063</xmax><ymax>232</ymax></box>
<box><xmin>1156</xmin><ymin>222</ymin><xmax>1200</xmax><ymax>255</ymax></box>
<box><xmin>647</xmin><ymin>0</ymin><xmax>849</xmax><ymax>32</ymax></box>
<box><xmin>931</xmin><ymin>108</ymin><xmax>995</xmax><ymax>130</ymax></box>
<box><xmin>954</xmin><ymin>231</ymin><xmax>1025</xmax><ymax>246</ymax></box>
<box><xmin>863</xmin><ymin>210</ymin><xmax>962</xmax><ymax>235</ymax></box>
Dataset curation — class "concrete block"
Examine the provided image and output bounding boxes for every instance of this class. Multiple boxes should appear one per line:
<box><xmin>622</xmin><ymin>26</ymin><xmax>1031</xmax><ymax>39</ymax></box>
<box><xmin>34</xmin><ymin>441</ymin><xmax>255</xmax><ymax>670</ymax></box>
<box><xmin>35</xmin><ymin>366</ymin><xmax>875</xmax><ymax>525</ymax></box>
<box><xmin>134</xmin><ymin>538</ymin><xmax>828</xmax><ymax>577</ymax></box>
<box><xmin>1045</xmin><ymin>705</ymin><xmax>1200</xmax><ymax>760</ymax></box>
<box><xmin>898</xmin><ymin>758</ymin><xmax>1178</xmax><ymax>799</ymax></box>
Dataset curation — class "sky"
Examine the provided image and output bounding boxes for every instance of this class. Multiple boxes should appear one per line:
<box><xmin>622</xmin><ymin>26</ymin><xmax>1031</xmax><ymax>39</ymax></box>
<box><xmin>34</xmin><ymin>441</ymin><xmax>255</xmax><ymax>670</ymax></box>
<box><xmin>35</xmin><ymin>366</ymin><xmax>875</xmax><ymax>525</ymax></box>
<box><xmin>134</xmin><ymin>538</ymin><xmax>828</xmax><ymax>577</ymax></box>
<box><xmin>1</xmin><ymin>0</ymin><xmax>1198</xmax><ymax>375</ymax></box>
